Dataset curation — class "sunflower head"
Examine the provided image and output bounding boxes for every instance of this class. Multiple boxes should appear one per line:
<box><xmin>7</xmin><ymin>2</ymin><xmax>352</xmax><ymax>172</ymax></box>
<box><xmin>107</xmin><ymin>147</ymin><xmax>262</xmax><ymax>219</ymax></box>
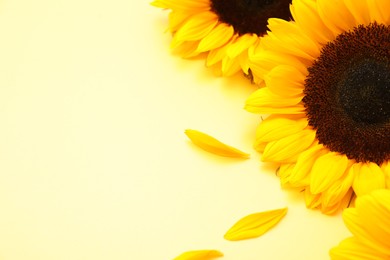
<box><xmin>152</xmin><ymin>0</ymin><xmax>293</xmax><ymax>79</ymax></box>
<box><xmin>246</xmin><ymin>0</ymin><xmax>390</xmax><ymax>214</ymax></box>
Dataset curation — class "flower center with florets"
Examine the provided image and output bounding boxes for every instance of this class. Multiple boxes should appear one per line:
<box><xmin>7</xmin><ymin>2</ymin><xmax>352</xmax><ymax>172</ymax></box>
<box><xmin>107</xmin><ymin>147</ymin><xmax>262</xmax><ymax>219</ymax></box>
<box><xmin>338</xmin><ymin>59</ymin><xmax>390</xmax><ymax>125</ymax></box>
<box><xmin>210</xmin><ymin>0</ymin><xmax>292</xmax><ymax>35</ymax></box>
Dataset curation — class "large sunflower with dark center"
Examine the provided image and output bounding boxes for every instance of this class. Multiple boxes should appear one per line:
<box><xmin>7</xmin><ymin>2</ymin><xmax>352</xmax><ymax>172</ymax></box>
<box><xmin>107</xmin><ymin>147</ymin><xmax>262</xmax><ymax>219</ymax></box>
<box><xmin>304</xmin><ymin>23</ymin><xmax>390</xmax><ymax>165</ymax></box>
<box><xmin>211</xmin><ymin>0</ymin><xmax>292</xmax><ymax>35</ymax></box>
<box><xmin>246</xmin><ymin>0</ymin><xmax>390</xmax><ymax>215</ymax></box>
<box><xmin>152</xmin><ymin>0</ymin><xmax>293</xmax><ymax>80</ymax></box>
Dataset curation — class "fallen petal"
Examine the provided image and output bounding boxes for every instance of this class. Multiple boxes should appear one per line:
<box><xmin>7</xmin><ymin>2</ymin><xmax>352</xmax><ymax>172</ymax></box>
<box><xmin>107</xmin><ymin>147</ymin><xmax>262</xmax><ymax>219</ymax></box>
<box><xmin>185</xmin><ymin>129</ymin><xmax>250</xmax><ymax>159</ymax></box>
<box><xmin>173</xmin><ymin>250</ymin><xmax>223</xmax><ymax>260</ymax></box>
<box><xmin>224</xmin><ymin>207</ymin><xmax>288</xmax><ymax>241</ymax></box>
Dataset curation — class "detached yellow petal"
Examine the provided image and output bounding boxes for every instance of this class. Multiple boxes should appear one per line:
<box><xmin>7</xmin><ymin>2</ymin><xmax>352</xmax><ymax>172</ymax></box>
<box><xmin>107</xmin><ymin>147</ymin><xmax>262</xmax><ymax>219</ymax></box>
<box><xmin>174</xmin><ymin>250</ymin><xmax>223</xmax><ymax>260</ymax></box>
<box><xmin>224</xmin><ymin>208</ymin><xmax>287</xmax><ymax>241</ymax></box>
<box><xmin>185</xmin><ymin>129</ymin><xmax>249</xmax><ymax>159</ymax></box>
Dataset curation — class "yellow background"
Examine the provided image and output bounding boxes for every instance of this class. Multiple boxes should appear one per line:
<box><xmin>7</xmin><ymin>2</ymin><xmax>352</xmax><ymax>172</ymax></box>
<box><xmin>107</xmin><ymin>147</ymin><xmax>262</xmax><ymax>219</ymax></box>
<box><xmin>0</xmin><ymin>0</ymin><xmax>350</xmax><ymax>259</ymax></box>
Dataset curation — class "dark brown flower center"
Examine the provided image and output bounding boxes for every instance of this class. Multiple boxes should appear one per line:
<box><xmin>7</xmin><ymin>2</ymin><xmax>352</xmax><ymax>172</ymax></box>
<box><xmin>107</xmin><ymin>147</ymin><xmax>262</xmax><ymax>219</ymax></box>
<box><xmin>338</xmin><ymin>59</ymin><xmax>390</xmax><ymax>125</ymax></box>
<box><xmin>210</xmin><ymin>0</ymin><xmax>292</xmax><ymax>35</ymax></box>
<box><xmin>303</xmin><ymin>23</ymin><xmax>390</xmax><ymax>164</ymax></box>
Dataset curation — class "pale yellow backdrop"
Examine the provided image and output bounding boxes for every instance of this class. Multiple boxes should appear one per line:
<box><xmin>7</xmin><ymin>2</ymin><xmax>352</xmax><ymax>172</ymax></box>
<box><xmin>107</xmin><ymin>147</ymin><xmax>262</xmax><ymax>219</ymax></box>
<box><xmin>0</xmin><ymin>0</ymin><xmax>350</xmax><ymax>259</ymax></box>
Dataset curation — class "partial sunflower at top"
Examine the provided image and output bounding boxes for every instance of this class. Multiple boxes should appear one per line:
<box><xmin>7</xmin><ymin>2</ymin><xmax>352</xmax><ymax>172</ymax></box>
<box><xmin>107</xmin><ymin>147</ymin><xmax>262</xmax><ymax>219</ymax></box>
<box><xmin>245</xmin><ymin>0</ymin><xmax>390</xmax><ymax>214</ymax></box>
<box><xmin>151</xmin><ymin>0</ymin><xmax>292</xmax><ymax>82</ymax></box>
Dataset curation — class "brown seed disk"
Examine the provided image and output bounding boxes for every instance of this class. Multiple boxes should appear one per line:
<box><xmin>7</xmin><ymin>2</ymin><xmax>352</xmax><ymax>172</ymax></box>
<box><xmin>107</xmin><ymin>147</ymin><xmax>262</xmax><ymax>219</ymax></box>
<box><xmin>303</xmin><ymin>23</ymin><xmax>390</xmax><ymax>165</ymax></box>
<box><xmin>210</xmin><ymin>0</ymin><xmax>292</xmax><ymax>36</ymax></box>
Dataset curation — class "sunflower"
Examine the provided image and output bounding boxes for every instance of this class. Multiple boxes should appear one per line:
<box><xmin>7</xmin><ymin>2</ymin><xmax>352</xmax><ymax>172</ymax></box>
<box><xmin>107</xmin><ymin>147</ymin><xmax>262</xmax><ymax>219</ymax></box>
<box><xmin>329</xmin><ymin>189</ymin><xmax>390</xmax><ymax>259</ymax></box>
<box><xmin>151</xmin><ymin>0</ymin><xmax>292</xmax><ymax>81</ymax></box>
<box><xmin>245</xmin><ymin>0</ymin><xmax>390</xmax><ymax>214</ymax></box>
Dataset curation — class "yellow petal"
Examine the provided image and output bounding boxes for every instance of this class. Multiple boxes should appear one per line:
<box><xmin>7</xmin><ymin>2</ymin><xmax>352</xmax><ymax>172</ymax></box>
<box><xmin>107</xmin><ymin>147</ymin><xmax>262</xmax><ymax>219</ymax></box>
<box><xmin>352</xmin><ymin>163</ymin><xmax>386</xmax><ymax>197</ymax></box>
<box><xmin>290</xmin><ymin>0</ymin><xmax>334</xmax><ymax>45</ymax></box>
<box><xmin>185</xmin><ymin>129</ymin><xmax>250</xmax><ymax>159</ymax></box>
<box><xmin>237</xmin><ymin>48</ymin><xmax>253</xmax><ymax>74</ymax></box>
<box><xmin>381</xmin><ymin>162</ymin><xmax>390</xmax><ymax>189</ymax></box>
<box><xmin>321</xmin><ymin>171</ymin><xmax>355</xmax><ymax>209</ymax></box>
<box><xmin>227</xmin><ymin>33</ymin><xmax>258</xmax><ymax>58</ymax></box>
<box><xmin>224</xmin><ymin>208</ymin><xmax>287</xmax><ymax>241</ymax></box>
<box><xmin>207</xmin><ymin>61</ymin><xmax>223</xmax><ymax>77</ymax></box>
<box><xmin>304</xmin><ymin>188</ymin><xmax>322</xmax><ymax>209</ymax></box>
<box><xmin>245</xmin><ymin>88</ymin><xmax>304</xmax><ymax>114</ymax></box>
<box><xmin>171</xmin><ymin>11</ymin><xmax>218</xmax><ymax>47</ymax></box>
<box><xmin>206</xmin><ymin>36</ymin><xmax>237</xmax><ymax>66</ymax></box>
<box><xmin>353</xmin><ymin>192</ymin><xmax>390</xmax><ymax>254</ymax></box>
<box><xmin>249</xmin><ymin>47</ymin><xmax>308</xmax><ymax>82</ymax></box>
<box><xmin>278</xmin><ymin>163</ymin><xmax>296</xmax><ymax>188</ymax></box>
<box><xmin>321</xmin><ymin>189</ymin><xmax>354</xmax><ymax>215</ymax></box>
<box><xmin>265</xmin><ymin>65</ymin><xmax>306</xmax><ymax>97</ymax></box>
<box><xmin>262</xmin><ymin>130</ymin><xmax>316</xmax><ymax>163</ymax></box>
<box><xmin>254</xmin><ymin>115</ymin><xmax>305</xmax><ymax>152</ymax></box>
<box><xmin>221</xmin><ymin>56</ymin><xmax>242</xmax><ymax>76</ymax></box>
<box><xmin>344</xmin><ymin>0</ymin><xmax>371</xmax><ymax>26</ymax></box>
<box><xmin>168</xmin><ymin>11</ymin><xmax>191</xmax><ymax>34</ymax></box>
<box><xmin>197</xmin><ymin>23</ymin><xmax>234</xmax><ymax>52</ymax></box>
<box><xmin>343</xmin><ymin>208</ymin><xmax>390</xmax><ymax>256</ymax></box>
<box><xmin>316</xmin><ymin>0</ymin><xmax>355</xmax><ymax>35</ymax></box>
<box><xmin>310</xmin><ymin>152</ymin><xmax>349</xmax><ymax>194</ymax></box>
<box><xmin>329</xmin><ymin>237</ymin><xmax>385</xmax><ymax>260</ymax></box>
<box><xmin>287</xmin><ymin>143</ymin><xmax>326</xmax><ymax>187</ymax></box>
<box><xmin>172</xmin><ymin>41</ymin><xmax>201</xmax><ymax>58</ymax></box>
<box><xmin>264</xmin><ymin>18</ymin><xmax>320</xmax><ymax>61</ymax></box>
<box><xmin>173</xmin><ymin>250</ymin><xmax>223</xmax><ymax>260</ymax></box>
<box><xmin>255</xmin><ymin>115</ymin><xmax>308</xmax><ymax>144</ymax></box>
<box><xmin>367</xmin><ymin>0</ymin><xmax>390</xmax><ymax>24</ymax></box>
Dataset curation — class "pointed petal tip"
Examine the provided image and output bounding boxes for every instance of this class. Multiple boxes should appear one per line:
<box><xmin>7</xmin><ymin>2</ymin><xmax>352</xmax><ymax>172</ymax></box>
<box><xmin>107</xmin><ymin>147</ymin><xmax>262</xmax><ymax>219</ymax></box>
<box><xmin>150</xmin><ymin>0</ymin><xmax>163</xmax><ymax>8</ymax></box>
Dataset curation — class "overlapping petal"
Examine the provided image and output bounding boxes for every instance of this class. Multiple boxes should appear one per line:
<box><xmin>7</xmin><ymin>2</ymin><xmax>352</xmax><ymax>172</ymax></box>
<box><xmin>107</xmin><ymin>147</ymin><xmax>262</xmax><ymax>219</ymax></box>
<box><xmin>330</xmin><ymin>190</ymin><xmax>390</xmax><ymax>259</ymax></box>
<box><xmin>262</xmin><ymin>130</ymin><xmax>315</xmax><ymax>163</ymax></box>
<box><xmin>310</xmin><ymin>153</ymin><xmax>349</xmax><ymax>194</ymax></box>
<box><xmin>352</xmin><ymin>163</ymin><xmax>386</xmax><ymax>197</ymax></box>
<box><xmin>171</xmin><ymin>11</ymin><xmax>218</xmax><ymax>47</ymax></box>
<box><xmin>153</xmin><ymin>0</ymin><xmax>284</xmax><ymax>78</ymax></box>
<box><xmin>245</xmin><ymin>88</ymin><xmax>305</xmax><ymax>114</ymax></box>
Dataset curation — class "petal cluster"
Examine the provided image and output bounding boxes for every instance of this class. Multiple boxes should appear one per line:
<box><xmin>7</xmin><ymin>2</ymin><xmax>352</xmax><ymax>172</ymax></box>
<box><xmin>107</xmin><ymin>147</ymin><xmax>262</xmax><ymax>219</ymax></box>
<box><xmin>151</xmin><ymin>0</ymin><xmax>262</xmax><ymax>78</ymax></box>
